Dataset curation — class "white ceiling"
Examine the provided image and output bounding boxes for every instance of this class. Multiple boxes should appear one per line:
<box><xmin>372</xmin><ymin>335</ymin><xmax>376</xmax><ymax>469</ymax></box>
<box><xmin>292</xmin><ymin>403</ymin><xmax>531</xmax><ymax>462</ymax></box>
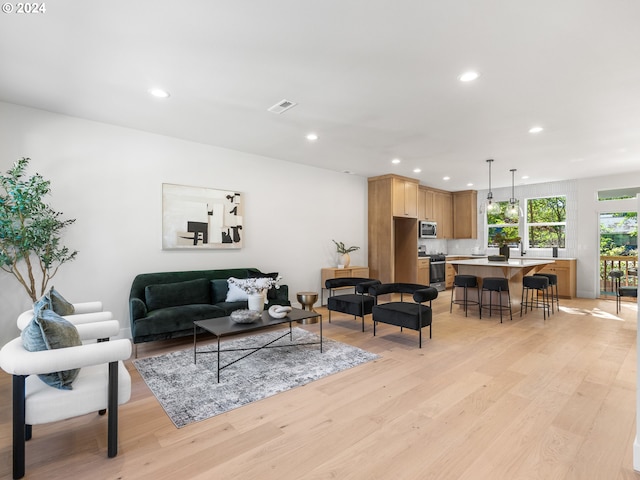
<box><xmin>1</xmin><ymin>0</ymin><xmax>639</xmax><ymax>191</ymax></box>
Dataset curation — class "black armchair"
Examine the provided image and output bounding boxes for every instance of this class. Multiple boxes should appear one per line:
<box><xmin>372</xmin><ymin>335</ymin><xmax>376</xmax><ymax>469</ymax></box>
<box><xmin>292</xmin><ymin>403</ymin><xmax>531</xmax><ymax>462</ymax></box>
<box><xmin>325</xmin><ymin>277</ymin><xmax>381</xmax><ymax>331</ymax></box>
<box><xmin>368</xmin><ymin>283</ymin><xmax>438</xmax><ymax>348</ymax></box>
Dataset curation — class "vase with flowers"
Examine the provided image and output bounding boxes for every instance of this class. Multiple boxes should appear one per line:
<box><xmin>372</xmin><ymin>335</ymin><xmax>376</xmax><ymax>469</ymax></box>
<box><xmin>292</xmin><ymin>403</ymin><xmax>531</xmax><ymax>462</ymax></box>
<box><xmin>228</xmin><ymin>275</ymin><xmax>282</xmax><ymax>311</ymax></box>
<box><xmin>332</xmin><ymin>240</ymin><xmax>360</xmax><ymax>268</ymax></box>
<box><xmin>493</xmin><ymin>232</ymin><xmax>521</xmax><ymax>260</ymax></box>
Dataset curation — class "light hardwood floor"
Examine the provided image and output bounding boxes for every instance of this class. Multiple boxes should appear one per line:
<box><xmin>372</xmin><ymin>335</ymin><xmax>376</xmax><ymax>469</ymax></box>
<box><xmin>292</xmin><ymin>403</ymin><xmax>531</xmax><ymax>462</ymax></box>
<box><xmin>1</xmin><ymin>295</ymin><xmax>639</xmax><ymax>479</ymax></box>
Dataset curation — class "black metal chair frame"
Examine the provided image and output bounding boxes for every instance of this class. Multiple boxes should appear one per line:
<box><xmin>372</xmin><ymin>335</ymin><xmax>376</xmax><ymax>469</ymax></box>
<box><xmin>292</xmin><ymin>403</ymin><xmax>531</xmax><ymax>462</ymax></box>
<box><xmin>520</xmin><ymin>276</ymin><xmax>550</xmax><ymax>320</ymax></box>
<box><xmin>368</xmin><ymin>283</ymin><xmax>438</xmax><ymax>348</ymax></box>
<box><xmin>480</xmin><ymin>278</ymin><xmax>513</xmax><ymax>323</ymax></box>
<box><xmin>609</xmin><ymin>270</ymin><xmax>638</xmax><ymax>314</ymax></box>
<box><xmin>534</xmin><ymin>273</ymin><xmax>559</xmax><ymax>314</ymax></box>
<box><xmin>325</xmin><ymin>278</ymin><xmax>380</xmax><ymax>331</ymax></box>
<box><xmin>450</xmin><ymin>275</ymin><xmax>480</xmax><ymax>317</ymax></box>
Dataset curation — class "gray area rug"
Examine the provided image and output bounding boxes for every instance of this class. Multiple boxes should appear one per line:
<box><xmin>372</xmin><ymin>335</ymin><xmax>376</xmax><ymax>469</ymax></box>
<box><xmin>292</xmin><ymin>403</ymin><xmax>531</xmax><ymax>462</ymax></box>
<box><xmin>133</xmin><ymin>327</ymin><xmax>379</xmax><ymax>428</ymax></box>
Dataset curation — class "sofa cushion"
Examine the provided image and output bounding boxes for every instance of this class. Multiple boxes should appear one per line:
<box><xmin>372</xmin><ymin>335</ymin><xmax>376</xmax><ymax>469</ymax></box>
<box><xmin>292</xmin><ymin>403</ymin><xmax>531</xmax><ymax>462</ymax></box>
<box><xmin>211</xmin><ymin>279</ymin><xmax>229</xmax><ymax>304</ymax></box>
<box><xmin>145</xmin><ymin>278</ymin><xmax>211</xmax><ymax>311</ymax></box>
<box><xmin>133</xmin><ymin>304</ymin><xmax>226</xmax><ymax>338</ymax></box>
<box><xmin>21</xmin><ymin>309</ymin><xmax>82</xmax><ymax>390</ymax></box>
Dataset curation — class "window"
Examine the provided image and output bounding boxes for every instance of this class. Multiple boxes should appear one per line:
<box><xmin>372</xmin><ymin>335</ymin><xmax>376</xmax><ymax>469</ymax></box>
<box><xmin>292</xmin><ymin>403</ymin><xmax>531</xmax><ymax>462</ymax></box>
<box><xmin>526</xmin><ymin>196</ymin><xmax>566</xmax><ymax>248</ymax></box>
<box><xmin>598</xmin><ymin>187</ymin><xmax>640</xmax><ymax>201</ymax></box>
<box><xmin>487</xmin><ymin>201</ymin><xmax>520</xmax><ymax>247</ymax></box>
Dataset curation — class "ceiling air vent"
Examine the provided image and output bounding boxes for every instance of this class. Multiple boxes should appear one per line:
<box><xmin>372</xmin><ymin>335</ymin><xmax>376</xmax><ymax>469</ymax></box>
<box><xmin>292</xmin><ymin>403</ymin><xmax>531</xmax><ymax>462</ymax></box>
<box><xmin>268</xmin><ymin>99</ymin><xmax>297</xmax><ymax>114</ymax></box>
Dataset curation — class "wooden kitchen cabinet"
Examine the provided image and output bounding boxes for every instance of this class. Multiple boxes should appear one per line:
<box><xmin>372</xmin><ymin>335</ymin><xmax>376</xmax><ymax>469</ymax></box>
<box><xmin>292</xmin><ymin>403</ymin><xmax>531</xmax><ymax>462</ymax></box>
<box><xmin>536</xmin><ymin>259</ymin><xmax>577</xmax><ymax>298</ymax></box>
<box><xmin>452</xmin><ymin>190</ymin><xmax>477</xmax><ymax>239</ymax></box>
<box><xmin>418</xmin><ymin>186</ymin><xmax>434</xmax><ymax>220</ymax></box>
<box><xmin>432</xmin><ymin>190</ymin><xmax>453</xmax><ymax>238</ymax></box>
<box><xmin>392</xmin><ymin>176</ymin><xmax>418</xmax><ymax>218</ymax></box>
<box><xmin>368</xmin><ymin>175</ymin><xmax>418</xmax><ymax>284</ymax></box>
<box><xmin>445</xmin><ymin>256</ymin><xmax>463</xmax><ymax>288</ymax></box>
<box><xmin>417</xmin><ymin>258</ymin><xmax>430</xmax><ymax>285</ymax></box>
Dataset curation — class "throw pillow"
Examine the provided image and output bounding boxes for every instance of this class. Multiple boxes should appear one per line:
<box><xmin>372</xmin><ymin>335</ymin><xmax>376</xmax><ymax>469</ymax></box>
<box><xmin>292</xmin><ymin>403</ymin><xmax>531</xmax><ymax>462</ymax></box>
<box><xmin>226</xmin><ymin>277</ymin><xmax>251</xmax><ymax>302</ymax></box>
<box><xmin>34</xmin><ymin>286</ymin><xmax>76</xmax><ymax>316</ymax></box>
<box><xmin>21</xmin><ymin>309</ymin><xmax>82</xmax><ymax>390</ymax></box>
<box><xmin>248</xmin><ymin>271</ymin><xmax>279</xmax><ymax>300</ymax></box>
<box><xmin>225</xmin><ymin>277</ymin><xmax>272</xmax><ymax>302</ymax></box>
<box><xmin>50</xmin><ymin>286</ymin><xmax>75</xmax><ymax>316</ymax></box>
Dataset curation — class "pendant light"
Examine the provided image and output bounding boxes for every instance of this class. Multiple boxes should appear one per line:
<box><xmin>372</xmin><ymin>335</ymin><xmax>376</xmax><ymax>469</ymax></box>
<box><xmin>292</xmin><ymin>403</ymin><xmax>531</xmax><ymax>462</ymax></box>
<box><xmin>484</xmin><ymin>159</ymin><xmax>500</xmax><ymax>214</ymax></box>
<box><xmin>505</xmin><ymin>168</ymin><xmax>522</xmax><ymax>220</ymax></box>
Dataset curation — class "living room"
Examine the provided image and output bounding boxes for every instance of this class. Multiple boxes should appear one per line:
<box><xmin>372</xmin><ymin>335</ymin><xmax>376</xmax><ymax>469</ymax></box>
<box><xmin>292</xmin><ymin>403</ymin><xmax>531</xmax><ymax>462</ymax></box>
<box><xmin>1</xmin><ymin>1</ymin><xmax>640</xmax><ymax>479</ymax></box>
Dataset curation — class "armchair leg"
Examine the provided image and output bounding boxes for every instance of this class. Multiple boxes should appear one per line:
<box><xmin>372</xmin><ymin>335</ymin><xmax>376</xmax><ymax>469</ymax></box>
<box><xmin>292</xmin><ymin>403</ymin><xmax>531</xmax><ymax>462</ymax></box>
<box><xmin>13</xmin><ymin>375</ymin><xmax>26</xmax><ymax>479</ymax></box>
<box><xmin>107</xmin><ymin>361</ymin><xmax>119</xmax><ymax>458</ymax></box>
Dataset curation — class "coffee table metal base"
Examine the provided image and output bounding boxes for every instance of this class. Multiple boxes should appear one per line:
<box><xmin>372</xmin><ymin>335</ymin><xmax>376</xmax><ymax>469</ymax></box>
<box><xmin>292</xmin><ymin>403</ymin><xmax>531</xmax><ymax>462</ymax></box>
<box><xmin>193</xmin><ymin>308</ymin><xmax>322</xmax><ymax>382</ymax></box>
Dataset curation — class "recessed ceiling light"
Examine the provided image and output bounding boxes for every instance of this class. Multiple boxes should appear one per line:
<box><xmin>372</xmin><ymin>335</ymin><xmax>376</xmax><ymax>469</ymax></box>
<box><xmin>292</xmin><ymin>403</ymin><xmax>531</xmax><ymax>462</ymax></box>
<box><xmin>413</xmin><ymin>168</ymin><xmax>421</xmax><ymax>173</ymax></box>
<box><xmin>459</xmin><ymin>71</ymin><xmax>479</xmax><ymax>82</ymax></box>
<box><xmin>443</xmin><ymin>176</ymin><xmax>450</xmax><ymax>181</ymax></box>
<box><xmin>529</xmin><ymin>126</ymin><xmax>544</xmax><ymax>134</ymax></box>
<box><xmin>391</xmin><ymin>158</ymin><xmax>401</xmax><ymax>164</ymax></box>
<box><xmin>306</xmin><ymin>133</ymin><xmax>318</xmax><ymax>141</ymax></box>
<box><xmin>521</xmin><ymin>175</ymin><xmax>530</xmax><ymax>179</ymax></box>
<box><xmin>467</xmin><ymin>183</ymin><xmax>474</xmax><ymax>187</ymax></box>
<box><xmin>148</xmin><ymin>88</ymin><xmax>170</xmax><ymax>98</ymax></box>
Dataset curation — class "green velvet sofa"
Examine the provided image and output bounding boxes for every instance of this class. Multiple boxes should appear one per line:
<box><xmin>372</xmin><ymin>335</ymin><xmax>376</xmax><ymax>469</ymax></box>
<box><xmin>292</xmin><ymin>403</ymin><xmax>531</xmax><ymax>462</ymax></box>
<box><xmin>129</xmin><ymin>268</ymin><xmax>290</xmax><ymax>351</ymax></box>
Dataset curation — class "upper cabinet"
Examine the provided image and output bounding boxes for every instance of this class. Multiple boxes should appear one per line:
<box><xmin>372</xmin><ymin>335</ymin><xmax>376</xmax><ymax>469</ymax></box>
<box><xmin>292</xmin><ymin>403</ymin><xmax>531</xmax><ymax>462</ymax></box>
<box><xmin>432</xmin><ymin>190</ymin><xmax>453</xmax><ymax>239</ymax></box>
<box><xmin>452</xmin><ymin>190</ymin><xmax>478</xmax><ymax>239</ymax></box>
<box><xmin>419</xmin><ymin>186</ymin><xmax>452</xmax><ymax>238</ymax></box>
<box><xmin>391</xmin><ymin>176</ymin><xmax>419</xmax><ymax>218</ymax></box>
<box><xmin>418</xmin><ymin>186</ymin><xmax>434</xmax><ymax>220</ymax></box>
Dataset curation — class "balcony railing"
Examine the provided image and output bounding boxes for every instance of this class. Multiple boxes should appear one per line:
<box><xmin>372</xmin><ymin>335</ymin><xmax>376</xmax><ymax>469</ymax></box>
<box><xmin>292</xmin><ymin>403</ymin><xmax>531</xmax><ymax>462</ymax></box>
<box><xmin>600</xmin><ymin>255</ymin><xmax>638</xmax><ymax>294</ymax></box>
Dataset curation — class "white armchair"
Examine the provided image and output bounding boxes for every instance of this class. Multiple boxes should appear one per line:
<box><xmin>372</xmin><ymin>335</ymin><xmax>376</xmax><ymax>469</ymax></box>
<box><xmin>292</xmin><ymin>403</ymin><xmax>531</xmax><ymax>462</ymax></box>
<box><xmin>16</xmin><ymin>301</ymin><xmax>113</xmax><ymax>331</ymax></box>
<box><xmin>0</xmin><ymin>319</ymin><xmax>132</xmax><ymax>479</ymax></box>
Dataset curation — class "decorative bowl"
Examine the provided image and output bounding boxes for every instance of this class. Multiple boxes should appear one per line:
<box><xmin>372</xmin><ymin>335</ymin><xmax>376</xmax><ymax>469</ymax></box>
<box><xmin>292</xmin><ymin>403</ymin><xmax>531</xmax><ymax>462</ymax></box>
<box><xmin>230</xmin><ymin>309</ymin><xmax>261</xmax><ymax>324</ymax></box>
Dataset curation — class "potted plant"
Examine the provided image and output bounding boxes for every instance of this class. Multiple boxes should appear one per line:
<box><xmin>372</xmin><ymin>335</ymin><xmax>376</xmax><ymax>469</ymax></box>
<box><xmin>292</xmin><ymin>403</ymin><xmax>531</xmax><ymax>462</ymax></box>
<box><xmin>0</xmin><ymin>158</ymin><xmax>78</xmax><ymax>302</ymax></box>
<box><xmin>493</xmin><ymin>232</ymin><xmax>521</xmax><ymax>260</ymax></box>
<box><xmin>332</xmin><ymin>240</ymin><xmax>360</xmax><ymax>268</ymax></box>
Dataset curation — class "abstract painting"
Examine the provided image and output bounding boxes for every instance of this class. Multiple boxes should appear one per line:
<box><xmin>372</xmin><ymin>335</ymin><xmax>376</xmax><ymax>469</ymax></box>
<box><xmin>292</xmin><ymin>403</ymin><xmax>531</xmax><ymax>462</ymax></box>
<box><xmin>162</xmin><ymin>183</ymin><xmax>243</xmax><ymax>249</ymax></box>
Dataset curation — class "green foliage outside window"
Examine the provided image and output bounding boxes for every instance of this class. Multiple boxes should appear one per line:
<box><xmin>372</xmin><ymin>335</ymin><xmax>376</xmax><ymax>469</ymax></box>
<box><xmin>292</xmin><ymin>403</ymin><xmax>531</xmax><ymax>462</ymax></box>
<box><xmin>526</xmin><ymin>196</ymin><xmax>566</xmax><ymax>248</ymax></box>
<box><xmin>487</xmin><ymin>196</ymin><xmax>567</xmax><ymax>249</ymax></box>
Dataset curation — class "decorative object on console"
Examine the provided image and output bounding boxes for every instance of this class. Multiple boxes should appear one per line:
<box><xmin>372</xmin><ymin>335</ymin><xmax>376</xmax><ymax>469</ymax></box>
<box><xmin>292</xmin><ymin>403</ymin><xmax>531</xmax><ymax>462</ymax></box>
<box><xmin>0</xmin><ymin>157</ymin><xmax>78</xmax><ymax>302</ymax></box>
<box><xmin>332</xmin><ymin>239</ymin><xmax>360</xmax><ymax>267</ymax></box>
<box><xmin>162</xmin><ymin>183</ymin><xmax>243</xmax><ymax>249</ymax></box>
<box><xmin>230</xmin><ymin>309</ymin><xmax>261</xmax><ymax>324</ymax></box>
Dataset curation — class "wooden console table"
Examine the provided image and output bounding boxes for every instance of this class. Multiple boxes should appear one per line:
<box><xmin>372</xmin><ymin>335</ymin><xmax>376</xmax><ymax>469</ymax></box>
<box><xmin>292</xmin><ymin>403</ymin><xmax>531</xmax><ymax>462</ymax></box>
<box><xmin>320</xmin><ymin>266</ymin><xmax>370</xmax><ymax>305</ymax></box>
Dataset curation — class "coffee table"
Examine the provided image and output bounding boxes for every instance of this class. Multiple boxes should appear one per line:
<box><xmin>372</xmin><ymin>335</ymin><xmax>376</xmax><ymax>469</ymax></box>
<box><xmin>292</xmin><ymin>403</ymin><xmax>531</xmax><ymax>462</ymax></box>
<box><xmin>193</xmin><ymin>307</ymin><xmax>322</xmax><ymax>382</ymax></box>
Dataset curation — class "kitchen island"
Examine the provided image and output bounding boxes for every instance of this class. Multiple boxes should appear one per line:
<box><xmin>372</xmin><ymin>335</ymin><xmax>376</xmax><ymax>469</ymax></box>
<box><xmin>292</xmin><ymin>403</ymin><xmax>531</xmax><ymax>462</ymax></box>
<box><xmin>448</xmin><ymin>258</ymin><xmax>556</xmax><ymax>307</ymax></box>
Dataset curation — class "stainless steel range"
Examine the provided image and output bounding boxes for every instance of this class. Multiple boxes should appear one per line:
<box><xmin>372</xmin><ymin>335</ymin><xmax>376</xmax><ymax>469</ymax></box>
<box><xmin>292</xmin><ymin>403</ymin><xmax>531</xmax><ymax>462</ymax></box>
<box><xmin>426</xmin><ymin>253</ymin><xmax>446</xmax><ymax>291</ymax></box>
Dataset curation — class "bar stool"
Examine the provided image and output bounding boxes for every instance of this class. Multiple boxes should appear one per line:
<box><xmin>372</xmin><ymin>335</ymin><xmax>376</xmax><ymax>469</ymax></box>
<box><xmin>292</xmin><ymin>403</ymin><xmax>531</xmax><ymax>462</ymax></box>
<box><xmin>450</xmin><ymin>275</ymin><xmax>480</xmax><ymax>316</ymax></box>
<box><xmin>480</xmin><ymin>277</ymin><xmax>512</xmax><ymax>323</ymax></box>
<box><xmin>534</xmin><ymin>272</ymin><xmax>559</xmax><ymax>313</ymax></box>
<box><xmin>609</xmin><ymin>270</ymin><xmax>638</xmax><ymax>314</ymax></box>
<box><xmin>521</xmin><ymin>275</ymin><xmax>550</xmax><ymax>319</ymax></box>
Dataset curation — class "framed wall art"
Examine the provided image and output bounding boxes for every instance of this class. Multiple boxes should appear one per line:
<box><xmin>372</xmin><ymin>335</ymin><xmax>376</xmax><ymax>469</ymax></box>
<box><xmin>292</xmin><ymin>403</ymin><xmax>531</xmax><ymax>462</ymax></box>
<box><xmin>162</xmin><ymin>183</ymin><xmax>243</xmax><ymax>249</ymax></box>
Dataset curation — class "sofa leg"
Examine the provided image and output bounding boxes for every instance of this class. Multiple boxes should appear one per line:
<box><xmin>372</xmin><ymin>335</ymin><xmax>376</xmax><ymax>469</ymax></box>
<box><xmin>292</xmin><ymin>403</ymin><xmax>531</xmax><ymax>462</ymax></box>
<box><xmin>133</xmin><ymin>343</ymin><xmax>138</xmax><ymax>359</ymax></box>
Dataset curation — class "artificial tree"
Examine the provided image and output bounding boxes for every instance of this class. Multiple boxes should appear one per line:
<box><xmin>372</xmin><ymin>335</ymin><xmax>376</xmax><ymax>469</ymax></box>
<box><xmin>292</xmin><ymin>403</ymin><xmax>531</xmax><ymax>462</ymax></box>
<box><xmin>0</xmin><ymin>157</ymin><xmax>78</xmax><ymax>302</ymax></box>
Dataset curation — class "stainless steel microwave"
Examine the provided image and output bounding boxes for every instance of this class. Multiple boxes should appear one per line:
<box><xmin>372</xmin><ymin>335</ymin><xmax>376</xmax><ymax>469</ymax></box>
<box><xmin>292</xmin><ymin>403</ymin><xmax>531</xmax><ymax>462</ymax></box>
<box><xmin>419</xmin><ymin>221</ymin><xmax>437</xmax><ymax>239</ymax></box>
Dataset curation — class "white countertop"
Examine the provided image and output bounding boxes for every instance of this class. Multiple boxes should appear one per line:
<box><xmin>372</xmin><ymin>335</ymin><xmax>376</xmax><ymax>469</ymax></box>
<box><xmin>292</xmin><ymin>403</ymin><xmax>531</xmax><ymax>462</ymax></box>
<box><xmin>447</xmin><ymin>258</ymin><xmax>556</xmax><ymax>268</ymax></box>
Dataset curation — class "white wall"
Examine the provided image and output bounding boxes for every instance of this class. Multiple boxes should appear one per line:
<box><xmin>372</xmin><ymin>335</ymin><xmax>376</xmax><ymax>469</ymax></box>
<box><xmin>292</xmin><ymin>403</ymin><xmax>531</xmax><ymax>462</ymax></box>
<box><xmin>0</xmin><ymin>102</ymin><xmax>368</xmax><ymax>346</ymax></box>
